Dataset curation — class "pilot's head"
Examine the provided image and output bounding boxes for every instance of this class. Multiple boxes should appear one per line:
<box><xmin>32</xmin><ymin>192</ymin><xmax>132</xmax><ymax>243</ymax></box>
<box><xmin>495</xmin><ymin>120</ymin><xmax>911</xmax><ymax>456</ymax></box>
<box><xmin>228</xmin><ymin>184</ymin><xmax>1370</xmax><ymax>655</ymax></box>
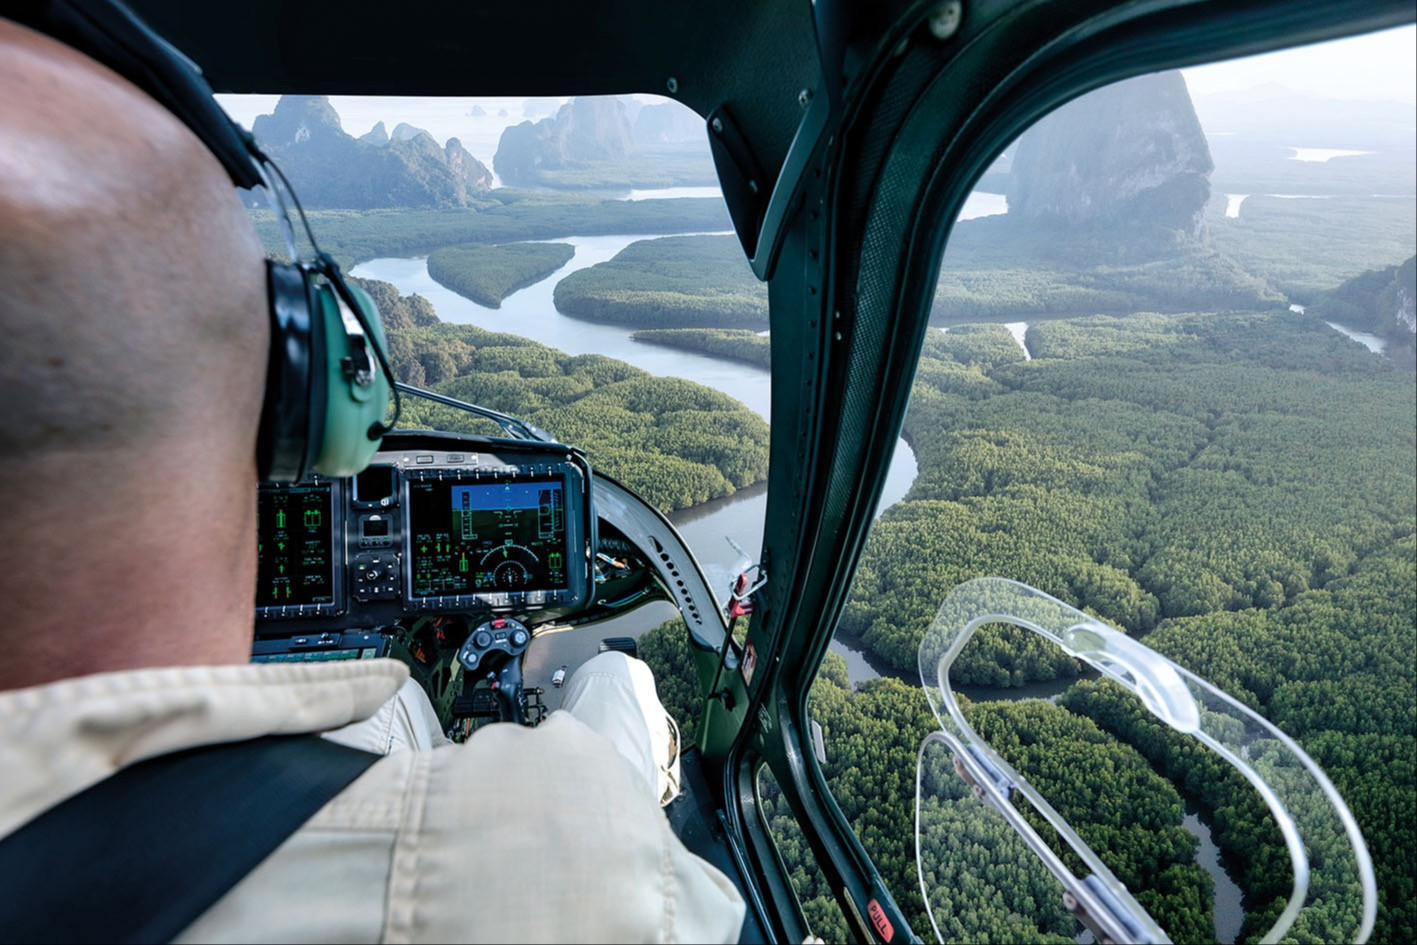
<box><xmin>0</xmin><ymin>17</ymin><xmax>270</xmax><ymax>688</ymax></box>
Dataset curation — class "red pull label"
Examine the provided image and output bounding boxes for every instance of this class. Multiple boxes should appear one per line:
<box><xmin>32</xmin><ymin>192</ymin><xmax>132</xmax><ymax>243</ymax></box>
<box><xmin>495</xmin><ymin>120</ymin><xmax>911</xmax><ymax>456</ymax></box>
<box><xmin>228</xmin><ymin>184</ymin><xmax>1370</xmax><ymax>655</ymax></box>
<box><xmin>867</xmin><ymin>899</ymin><xmax>894</xmax><ymax>942</ymax></box>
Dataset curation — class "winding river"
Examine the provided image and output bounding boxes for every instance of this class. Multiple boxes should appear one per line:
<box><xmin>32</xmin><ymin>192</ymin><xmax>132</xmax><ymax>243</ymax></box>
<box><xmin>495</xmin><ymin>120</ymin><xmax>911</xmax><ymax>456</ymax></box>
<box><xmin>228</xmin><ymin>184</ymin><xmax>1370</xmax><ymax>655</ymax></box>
<box><xmin>352</xmin><ymin>236</ymin><xmax>919</xmax><ymax>663</ymax></box>
<box><xmin>353</xmin><ymin>223</ymin><xmax>1242</xmax><ymax>941</ymax></box>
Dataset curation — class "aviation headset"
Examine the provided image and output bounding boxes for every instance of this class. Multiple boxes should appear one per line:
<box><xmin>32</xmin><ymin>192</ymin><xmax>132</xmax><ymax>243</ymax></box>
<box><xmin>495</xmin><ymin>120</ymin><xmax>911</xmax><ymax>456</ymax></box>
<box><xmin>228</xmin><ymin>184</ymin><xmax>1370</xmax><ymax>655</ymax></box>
<box><xmin>9</xmin><ymin>0</ymin><xmax>397</xmax><ymax>483</ymax></box>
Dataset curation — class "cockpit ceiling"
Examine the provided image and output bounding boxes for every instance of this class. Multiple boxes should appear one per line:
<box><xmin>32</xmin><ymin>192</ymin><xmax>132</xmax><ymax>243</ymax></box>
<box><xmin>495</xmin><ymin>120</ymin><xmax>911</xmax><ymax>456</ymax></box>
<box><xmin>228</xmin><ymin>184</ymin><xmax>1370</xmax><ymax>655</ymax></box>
<box><xmin>126</xmin><ymin>0</ymin><xmax>824</xmax><ymax>175</ymax></box>
<box><xmin>127</xmin><ymin>0</ymin><xmax>1413</xmax><ymax>199</ymax></box>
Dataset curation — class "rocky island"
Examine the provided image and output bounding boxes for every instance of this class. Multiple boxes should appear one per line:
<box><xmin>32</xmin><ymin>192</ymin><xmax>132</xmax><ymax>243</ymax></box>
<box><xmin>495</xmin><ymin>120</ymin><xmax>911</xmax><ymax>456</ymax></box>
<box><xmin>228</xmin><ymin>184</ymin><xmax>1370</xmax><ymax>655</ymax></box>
<box><xmin>251</xmin><ymin>95</ymin><xmax>493</xmax><ymax>209</ymax></box>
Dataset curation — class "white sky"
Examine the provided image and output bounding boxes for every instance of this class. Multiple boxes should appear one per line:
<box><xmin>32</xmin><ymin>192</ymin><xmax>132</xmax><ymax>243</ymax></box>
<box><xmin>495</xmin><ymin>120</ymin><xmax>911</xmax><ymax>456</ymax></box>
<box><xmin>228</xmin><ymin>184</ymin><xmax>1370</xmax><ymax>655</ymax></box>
<box><xmin>1182</xmin><ymin>25</ymin><xmax>1415</xmax><ymax>102</ymax></box>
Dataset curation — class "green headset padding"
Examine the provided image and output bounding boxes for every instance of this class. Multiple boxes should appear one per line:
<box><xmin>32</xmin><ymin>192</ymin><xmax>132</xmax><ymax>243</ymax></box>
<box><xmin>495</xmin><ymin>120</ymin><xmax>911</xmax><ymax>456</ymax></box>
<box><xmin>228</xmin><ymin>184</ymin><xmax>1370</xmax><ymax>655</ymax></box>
<box><xmin>311</xmin><ymin>278</ymin><xmax>391</xmax><ymax>478</ymax></box>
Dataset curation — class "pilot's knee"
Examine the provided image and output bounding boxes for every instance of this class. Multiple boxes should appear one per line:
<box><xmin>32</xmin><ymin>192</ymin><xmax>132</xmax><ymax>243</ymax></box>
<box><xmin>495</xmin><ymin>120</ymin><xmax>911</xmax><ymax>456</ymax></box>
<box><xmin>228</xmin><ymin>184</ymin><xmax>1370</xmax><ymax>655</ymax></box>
<box><xmin>572</xmin><ymin>649</ymin><xmax>641</xmax><ymax>682</ymax></box>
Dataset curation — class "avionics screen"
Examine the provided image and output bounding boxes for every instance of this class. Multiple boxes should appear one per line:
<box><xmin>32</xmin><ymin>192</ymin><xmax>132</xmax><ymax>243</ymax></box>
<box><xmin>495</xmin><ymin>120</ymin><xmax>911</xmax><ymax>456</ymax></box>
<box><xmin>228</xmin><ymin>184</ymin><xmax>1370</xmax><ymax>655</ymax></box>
<box><xmin>407</xmin><ymin>478</ymin><xmax>568</xmax><ymax>598</ymax></box>
<box><xmin>256</xmin><ymin>483</ymin><xmax>336</xmax><ymax>609</ymax></box>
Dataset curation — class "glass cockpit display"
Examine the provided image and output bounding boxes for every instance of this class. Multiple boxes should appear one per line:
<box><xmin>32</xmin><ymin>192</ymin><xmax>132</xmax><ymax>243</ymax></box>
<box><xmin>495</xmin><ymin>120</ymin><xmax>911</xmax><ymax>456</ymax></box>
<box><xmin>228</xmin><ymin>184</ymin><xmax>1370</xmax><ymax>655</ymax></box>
<box><xmin>407</xmin><ymin>477</ymin><xmax>570</xmax><ymax>598</ymax></box>
<box><xmin>254</xmin><ymin>444</ymin><xmax>593</xmax><ymax>627</ymax></box>
<box><xmin>256</xmin><ymin>482</ymin><xmax>337</xmax><ymax>613</ymax></box>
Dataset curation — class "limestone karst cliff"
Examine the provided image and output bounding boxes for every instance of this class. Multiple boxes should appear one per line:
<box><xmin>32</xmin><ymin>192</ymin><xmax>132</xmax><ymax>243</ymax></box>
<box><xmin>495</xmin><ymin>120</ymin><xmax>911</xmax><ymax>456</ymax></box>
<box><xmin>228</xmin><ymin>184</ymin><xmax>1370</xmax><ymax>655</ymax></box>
<box><xmin>1310</xmin><ymin>256</ymin><xmax>1417</xmax><ymax>364</ymax></box>
<box><xmin>251</xmin><ymin>96</ymin><xmax>492</xmax><ymax>209</ymax></box>
<box><xmin>1007</xmin><ymin>71</ymin><xmax>1213</xmax><ymax>243</ymax></box>
<box><xmin>494</xmin><ymin>97</ymin><xmax>635</xmax><ymax>185</ymax></box>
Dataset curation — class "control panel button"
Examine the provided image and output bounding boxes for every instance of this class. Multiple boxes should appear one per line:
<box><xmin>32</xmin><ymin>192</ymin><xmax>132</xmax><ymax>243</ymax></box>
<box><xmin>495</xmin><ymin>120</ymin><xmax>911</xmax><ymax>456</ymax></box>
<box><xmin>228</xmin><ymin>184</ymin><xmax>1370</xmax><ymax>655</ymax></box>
<box><xmin>352</xmin><ymin>552</ymin><xmax>401</xmax><ymax>602</ymax></box>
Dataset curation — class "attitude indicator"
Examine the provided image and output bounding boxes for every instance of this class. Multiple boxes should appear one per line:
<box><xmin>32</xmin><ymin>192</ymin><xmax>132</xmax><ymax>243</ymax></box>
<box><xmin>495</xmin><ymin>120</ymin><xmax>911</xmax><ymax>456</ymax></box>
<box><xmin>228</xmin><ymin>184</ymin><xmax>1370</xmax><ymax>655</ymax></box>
<box><xmin>408</xmin><ymin>478</ymin><xmax>569</xmax><ymax>599</ymax></box>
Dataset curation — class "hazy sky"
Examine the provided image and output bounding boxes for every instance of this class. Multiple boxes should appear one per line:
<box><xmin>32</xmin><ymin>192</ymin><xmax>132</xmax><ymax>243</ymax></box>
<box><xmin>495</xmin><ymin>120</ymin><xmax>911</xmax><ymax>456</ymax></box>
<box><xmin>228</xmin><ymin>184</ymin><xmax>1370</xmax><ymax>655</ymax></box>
<box><xmin>1182</xmin><ymin>25</ymin><xmax>1415</xmax><ymax>103</ymax></box>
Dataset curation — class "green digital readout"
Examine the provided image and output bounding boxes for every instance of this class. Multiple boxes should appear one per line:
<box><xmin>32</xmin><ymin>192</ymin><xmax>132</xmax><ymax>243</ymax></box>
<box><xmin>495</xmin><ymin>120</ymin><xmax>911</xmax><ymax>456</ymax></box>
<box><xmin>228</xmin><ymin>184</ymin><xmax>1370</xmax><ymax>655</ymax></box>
<box><xmin>256</xmin><ymin>483</ymin><xmax>336</xmax><ymax>608</ymax></box>
<box><xmin>408</xmin><ymin>478</ymin><xmax>568</xmax><ymax>598</ymax></box>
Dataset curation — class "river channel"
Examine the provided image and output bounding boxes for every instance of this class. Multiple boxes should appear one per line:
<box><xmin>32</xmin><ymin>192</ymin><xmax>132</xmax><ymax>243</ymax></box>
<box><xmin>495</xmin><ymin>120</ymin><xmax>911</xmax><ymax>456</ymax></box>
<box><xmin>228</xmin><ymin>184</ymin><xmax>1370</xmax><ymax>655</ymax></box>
<box><xmin>354</xmin><ymin>224</ymin><xmax>1245</xmax><ymax>940</ymax></box>
<box><xmin>352</xmin><ymin>237</ymin><xmax>919</xmax><ymax>668</ymax></box>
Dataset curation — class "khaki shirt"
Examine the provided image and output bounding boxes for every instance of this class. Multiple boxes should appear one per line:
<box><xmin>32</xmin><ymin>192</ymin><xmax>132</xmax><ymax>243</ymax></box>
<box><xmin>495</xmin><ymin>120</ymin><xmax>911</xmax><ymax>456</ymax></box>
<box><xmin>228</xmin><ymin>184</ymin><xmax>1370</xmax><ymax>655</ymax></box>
<box><xmin>0</xmin><ymin>660</ymin><xmax>746</xmax><ymax>943</ymax></box>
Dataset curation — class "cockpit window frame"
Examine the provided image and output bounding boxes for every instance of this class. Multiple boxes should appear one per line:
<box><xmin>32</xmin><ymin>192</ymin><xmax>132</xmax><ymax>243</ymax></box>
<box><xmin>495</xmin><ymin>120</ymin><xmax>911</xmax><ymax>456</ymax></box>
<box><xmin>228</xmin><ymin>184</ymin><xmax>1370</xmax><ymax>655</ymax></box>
<box><xmin>724</xmin><ymin>1</ymin><xmax>1416</xmax><ymax>940</ymax></box>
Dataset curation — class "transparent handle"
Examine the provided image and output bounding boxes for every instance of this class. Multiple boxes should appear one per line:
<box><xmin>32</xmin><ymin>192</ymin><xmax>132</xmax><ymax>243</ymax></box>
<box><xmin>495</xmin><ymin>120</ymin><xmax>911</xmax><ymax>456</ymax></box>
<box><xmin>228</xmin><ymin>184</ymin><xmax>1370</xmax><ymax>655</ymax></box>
<box><xmin>916</xmin><ymin>577</ymin><xmax>1376</xmax><ymax>944</ymax></box>
<box><xmin>1062</xmin><ymin>621</ymin><xmax>1199</xmax><ymax>734</ymax></box>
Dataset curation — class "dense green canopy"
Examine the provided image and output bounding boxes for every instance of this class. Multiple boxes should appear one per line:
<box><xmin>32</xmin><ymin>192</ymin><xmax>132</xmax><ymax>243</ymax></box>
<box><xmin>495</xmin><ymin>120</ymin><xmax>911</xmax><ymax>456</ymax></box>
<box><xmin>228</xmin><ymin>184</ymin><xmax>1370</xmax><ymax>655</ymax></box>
<box><xmin>427</xmin><ymin>242</ymin><xmax>575</xmax><ymax>307</ymax></box>
<box><xmin>360</xmin><ymin>277</ymin><xmax>769</xmax><ymax>512</ymax></box>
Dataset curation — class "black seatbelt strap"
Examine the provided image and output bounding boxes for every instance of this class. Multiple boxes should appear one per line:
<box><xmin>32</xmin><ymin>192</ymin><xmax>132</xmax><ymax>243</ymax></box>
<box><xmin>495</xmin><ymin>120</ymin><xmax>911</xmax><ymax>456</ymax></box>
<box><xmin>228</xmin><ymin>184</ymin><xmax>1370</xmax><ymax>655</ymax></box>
<box><xmin>0</xmin><ymin>734</ymin><xmax>379</xmax><ymax>944</ymax></box>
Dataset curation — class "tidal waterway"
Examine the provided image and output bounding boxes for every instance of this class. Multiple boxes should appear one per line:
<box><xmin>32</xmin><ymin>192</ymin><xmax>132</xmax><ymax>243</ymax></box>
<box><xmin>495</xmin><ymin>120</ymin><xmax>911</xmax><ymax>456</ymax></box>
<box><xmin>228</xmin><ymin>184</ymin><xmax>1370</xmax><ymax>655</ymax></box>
<box><xmin>355</xmin><ymin>212</ymin><xmax>1244</xmax><ymax>939</ymax></box>
<box><xmin>353</xmin><ymin>241</ymin><xmax>919</xmax><ymax>671</ymax></box>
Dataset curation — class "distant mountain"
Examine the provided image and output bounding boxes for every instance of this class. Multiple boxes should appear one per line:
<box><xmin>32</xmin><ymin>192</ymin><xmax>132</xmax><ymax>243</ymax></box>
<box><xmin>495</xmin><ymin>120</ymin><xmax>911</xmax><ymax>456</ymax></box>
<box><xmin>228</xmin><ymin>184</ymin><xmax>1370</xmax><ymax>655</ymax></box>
<box><xmin>390</xmin><ymin>122</ymin><xmax>428</xmax><ymax>143</ymax></box>
<box><xmin>250</xmin><ymin>96</ymin><xmax>492</xmax><ymax>209</ymax></box>
<box><xmin>617</xmin><ymin>95</ymin><xmax>645</xmax><ymax>125</ymax></box>
<box><xmin>521</xmin><ymin>97</ymin><xmax>562</xmax><ymax>119</ymax></box>
<box><xmin>358</xmin><ymin>121</ymin><xmax>389</xmax><ymax>146</ymax></box>
<box><xmin>634</xmin><ymin>103</ymin><xmax>703</xmax><ymax>149</ymax></box>
<box><xmin>1310</xmin><ymin>256</ymin><xmax>1417</xmax><ymax>364</ymax></box>
<box><xmin>1008</xmin><ymin>71</ymin><xmax>1213</xmax><ymax>246</ymax></box>
<box><xmin>494</xmin><ymin>97</ymin><xmax>635</xmax><ymax>185</ymax></box>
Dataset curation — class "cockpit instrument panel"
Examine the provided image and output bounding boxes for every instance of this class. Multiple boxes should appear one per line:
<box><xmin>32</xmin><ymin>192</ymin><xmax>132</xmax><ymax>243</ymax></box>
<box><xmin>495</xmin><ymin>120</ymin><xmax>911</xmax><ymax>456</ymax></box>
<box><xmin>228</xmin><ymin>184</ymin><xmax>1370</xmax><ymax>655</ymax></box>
<box><xmin>407</xmin><ymin>476</ymin><xmax>572</xmax><ymax>603</ymax></box>
<box><xmin>256</xmin><ymin>481</ymin><xmax>340</xmax><ymax>617</ymax></box>
<box><xmin>405</xmin><ymin>467</ymin><xmax>585</xmax><ymax>610</ymax></box>
<box><xmin>254</xmin><ymin>437</ymin><xmax>594</xmax><ymax>632</ymax></box>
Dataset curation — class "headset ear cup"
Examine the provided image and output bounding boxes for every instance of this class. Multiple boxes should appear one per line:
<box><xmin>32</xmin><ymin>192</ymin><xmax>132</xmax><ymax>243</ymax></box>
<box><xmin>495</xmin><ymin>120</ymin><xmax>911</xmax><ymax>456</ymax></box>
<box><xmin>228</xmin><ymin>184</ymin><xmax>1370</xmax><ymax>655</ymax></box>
<box><xmin>310</xmin><ymin>279</ymin><xmax>390</xmax><ymax>477</ymax></box>
<box><xmin>257</xmin><ymin>261</ymin><xmax>323</xmax><ymax>482</ymax></box>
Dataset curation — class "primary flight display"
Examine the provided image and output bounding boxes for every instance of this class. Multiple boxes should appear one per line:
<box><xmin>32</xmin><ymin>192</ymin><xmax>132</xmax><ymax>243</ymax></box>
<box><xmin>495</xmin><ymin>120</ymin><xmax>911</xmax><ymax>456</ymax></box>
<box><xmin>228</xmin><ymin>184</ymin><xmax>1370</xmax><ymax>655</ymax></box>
<box><xmin>407</xmin><ymin>477</ymin><xmax>570</xmax><ymax>598</ymax></box>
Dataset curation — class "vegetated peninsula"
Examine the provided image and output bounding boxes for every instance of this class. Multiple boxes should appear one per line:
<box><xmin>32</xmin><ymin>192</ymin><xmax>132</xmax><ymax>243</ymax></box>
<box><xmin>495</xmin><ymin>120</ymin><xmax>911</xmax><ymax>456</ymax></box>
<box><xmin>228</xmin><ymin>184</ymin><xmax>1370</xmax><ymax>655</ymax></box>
<box><xmin>249</xmin><ymin>192</ymin><xmax>733</xmax><ymax>270</ymax></box>
<box><xmin>250</xmin><ymin>96</ymin><xmax>493</xmax><ymax>209</ymax></box>
<box><xmin>632</xmin><ymin>329</ymin><xmax>771</xmax><ymax>369</ymax></box>
<box><xmin>352</xmin><ymin>276</ymin><xmax>769</xmax><ymax>512</ymax></box>
<box><xmin>554</xmin><ymin>234</ymin><xmax>768</xmax><ymax>328</ymax></box>
<box><xmin>427</xmin><ymin>242</ymin><xmax>575</xmax><ymax>308</ymax></box>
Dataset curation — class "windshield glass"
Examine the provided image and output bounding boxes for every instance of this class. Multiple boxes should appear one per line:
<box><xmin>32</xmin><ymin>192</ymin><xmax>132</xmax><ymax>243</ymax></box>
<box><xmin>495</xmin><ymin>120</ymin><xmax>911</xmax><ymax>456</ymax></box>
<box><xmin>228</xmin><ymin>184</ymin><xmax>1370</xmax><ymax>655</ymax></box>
<box><xmin>219</xmin><ymin>28</ymin><xmax>1416</xmax><ymax>939</ymax></box>
<box><xmin>800</xmin><ymin>26</ymin><xmax>1415</xmax><ymax>945</ymax></box>
<box><xmin>220</xmin><ymin>90</ymin><xmax>774</xmax><ymax>647</ymax></box>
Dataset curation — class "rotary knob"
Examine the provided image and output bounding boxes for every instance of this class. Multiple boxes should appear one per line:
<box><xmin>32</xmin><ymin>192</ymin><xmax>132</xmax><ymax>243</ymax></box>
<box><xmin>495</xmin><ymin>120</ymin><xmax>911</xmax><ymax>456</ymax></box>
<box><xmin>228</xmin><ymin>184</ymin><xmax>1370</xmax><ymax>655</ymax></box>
<box><xmin>473</xmin><ymin>630</ymin><xmax>493</xmax><ymax>650</ymax></box>
<box><xmin>511</xmin><ymin>628</ymin><xmax>529</xmax><ymax>648</ymax></box>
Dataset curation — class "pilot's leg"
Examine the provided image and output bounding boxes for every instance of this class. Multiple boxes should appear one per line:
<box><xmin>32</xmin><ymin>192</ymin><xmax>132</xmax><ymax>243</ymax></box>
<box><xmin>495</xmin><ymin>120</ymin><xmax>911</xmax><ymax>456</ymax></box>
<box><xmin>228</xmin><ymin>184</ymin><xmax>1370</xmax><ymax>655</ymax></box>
<box><xmin>323</xmin><ymin>674</ymin><xmax>449</xmax><ymax>753</ymax></box>
<box><xmin>559</xmin><ymin>651</ymin><xmax>682</xmax><ymax>807</ymax></box>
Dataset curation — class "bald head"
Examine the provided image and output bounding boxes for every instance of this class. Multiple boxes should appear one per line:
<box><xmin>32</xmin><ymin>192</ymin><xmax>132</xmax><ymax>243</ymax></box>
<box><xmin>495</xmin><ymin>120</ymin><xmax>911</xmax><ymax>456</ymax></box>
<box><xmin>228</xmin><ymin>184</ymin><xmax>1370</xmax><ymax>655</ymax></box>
<box><xmin>0</xmin><ymin>17</ymin><xmax>268</xmax><ymax>458</ymax></box>
<box><xmin>0</xmin><ymin>18</ymin><xmax>270</xmax><ymax>687</ymax></box>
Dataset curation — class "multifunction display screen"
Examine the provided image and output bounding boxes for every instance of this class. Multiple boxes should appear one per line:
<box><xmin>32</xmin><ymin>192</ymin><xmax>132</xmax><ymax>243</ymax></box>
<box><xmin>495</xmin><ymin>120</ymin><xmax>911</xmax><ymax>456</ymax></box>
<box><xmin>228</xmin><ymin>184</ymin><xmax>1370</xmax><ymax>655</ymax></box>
<box><xmin>256</xmin><ymin>483</ymin><xmax>336</xmax><ymax>610</ymax></box>
<box><xmin>408</xmin><ymin>478</ymin><xmax>568</xmax><ymax>599</ymax></box>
